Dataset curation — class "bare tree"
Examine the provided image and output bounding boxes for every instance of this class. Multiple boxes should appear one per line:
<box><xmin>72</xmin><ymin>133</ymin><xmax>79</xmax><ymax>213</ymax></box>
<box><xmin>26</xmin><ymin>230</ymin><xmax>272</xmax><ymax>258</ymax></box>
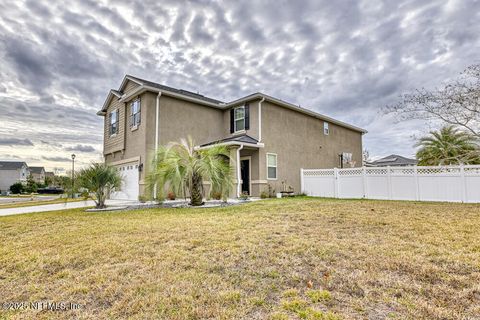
<box><xmin>384</xmin><ymin>64</ymin><xmax>480</xmax><ymax>138</ymax></box>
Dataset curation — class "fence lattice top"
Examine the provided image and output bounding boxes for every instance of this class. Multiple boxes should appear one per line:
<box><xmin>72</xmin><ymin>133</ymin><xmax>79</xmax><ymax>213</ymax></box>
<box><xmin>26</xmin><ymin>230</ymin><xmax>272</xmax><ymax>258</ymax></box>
<box><xmin>302</xmin><ymin>165</ymin><xmax>480</xmax><ymax>177</ymax></box>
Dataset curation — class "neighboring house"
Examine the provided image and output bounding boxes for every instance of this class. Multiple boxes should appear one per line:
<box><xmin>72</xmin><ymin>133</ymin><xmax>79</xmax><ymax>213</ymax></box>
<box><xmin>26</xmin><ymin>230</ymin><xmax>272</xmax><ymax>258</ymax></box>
<box><xmin>0</xmin><ymin>161</ymin><xmax>29</xmax><ymax>192</ymax></box>
<box><xmin>29</xmin><ymin>166</ymin><xmax>46</xmax><ymax>184</ymax></box>
<box><xmin>367</xmin><ymin>154</ymin><xmax>418</xmax><ymax>167</ymax></box>
<box><xmin>97</xmin><ymin>75</ymin><xmax>367</xmax><ymax>200</ymax></box>
<box><xmin>45</xmin><ymin>172</ymin><xmax>55</xmax><ymax>185</ymax></box>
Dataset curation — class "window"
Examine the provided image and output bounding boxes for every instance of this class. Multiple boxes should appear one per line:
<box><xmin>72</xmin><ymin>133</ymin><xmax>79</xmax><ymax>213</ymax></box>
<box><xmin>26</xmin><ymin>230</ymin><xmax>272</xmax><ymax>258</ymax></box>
<box><xmin>267</xmin><ymin>153</ymin><xmax>277</xmax><ymax>180</ymax></box>
<box><xmin>109</xmin><ymin>109</ymin><xmax>119</xmax><ymax>136</ymax></box>
<box><xmin>130</xmin><ymin>99</ymin><xmax>141</xmax><ymax>128</ymax></box>
<box><xmin>234</xmin><ymin>106</ymin><xmax>245</xmax><ymax>132</ymax></box>
<box><xmin>323</xmin><ymin>122</ymin><xmax>329</xmax><ymax>135</ymax></box>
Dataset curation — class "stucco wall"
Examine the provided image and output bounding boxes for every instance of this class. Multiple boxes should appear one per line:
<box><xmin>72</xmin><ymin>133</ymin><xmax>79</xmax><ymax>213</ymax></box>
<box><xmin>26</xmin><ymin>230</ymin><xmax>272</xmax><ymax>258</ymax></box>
<box><xmin>258</xmin><ymin>101</ymin><xmax>363</xmax><ymax>195</ymax></box>
<box><xmin>223</xmin><ymin>99</ymin><xmax>260</xmax><ymax>140</ymax></box>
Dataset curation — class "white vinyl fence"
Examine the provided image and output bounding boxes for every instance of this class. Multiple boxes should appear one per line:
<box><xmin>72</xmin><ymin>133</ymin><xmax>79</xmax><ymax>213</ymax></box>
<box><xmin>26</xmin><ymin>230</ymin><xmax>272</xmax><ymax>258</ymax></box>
<box><xmin>301</xmin><ymin>165</ymin><xmax>480</xmax><ymax>203</ymax></box>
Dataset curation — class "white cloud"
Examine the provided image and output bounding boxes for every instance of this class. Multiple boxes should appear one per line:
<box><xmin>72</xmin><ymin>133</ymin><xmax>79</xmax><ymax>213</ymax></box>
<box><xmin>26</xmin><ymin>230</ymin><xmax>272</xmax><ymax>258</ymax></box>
<box><xmin>0</xmin><ymin>0</ymin><xmax>479</xmax><ymax>169</ymax></box>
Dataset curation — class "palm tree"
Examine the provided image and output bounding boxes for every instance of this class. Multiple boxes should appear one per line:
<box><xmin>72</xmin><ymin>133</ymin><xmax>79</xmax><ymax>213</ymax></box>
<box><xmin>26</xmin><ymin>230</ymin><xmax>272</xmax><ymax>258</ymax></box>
<box><xmin>77</xmin><ymin>163</ymin><xmax>122</xmax><ymax>209</ymax></box>
<box><xmin>149</xmin><ymin>137</ymin><xmax>233</xmax><ymax>206</ymax></box>
<box><xmin>415</xmin><ymin>126</ymin><xmax>480</xmax><ymax>165</ymax></box>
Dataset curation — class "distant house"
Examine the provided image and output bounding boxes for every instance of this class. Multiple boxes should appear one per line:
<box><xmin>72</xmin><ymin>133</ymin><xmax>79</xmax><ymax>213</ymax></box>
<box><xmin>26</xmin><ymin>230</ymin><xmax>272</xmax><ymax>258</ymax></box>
<box><xmin>45</xmin><ymin>172</ymin><xmax>55</xmax><ymax>186</ymax></box>
<box><xmin>0</xmin><ymin>161</ymin><xmax>29</xmax><ymax>191</ymax></box>
<box><xmin>29</xmin><ymin>166</ymin><xmax>46</xmax><ymax>184</ymax></box>
<box><xmin>367</xmin><ymin>154</ymin><xmax>418</xmax><ymax>167</ymax></box>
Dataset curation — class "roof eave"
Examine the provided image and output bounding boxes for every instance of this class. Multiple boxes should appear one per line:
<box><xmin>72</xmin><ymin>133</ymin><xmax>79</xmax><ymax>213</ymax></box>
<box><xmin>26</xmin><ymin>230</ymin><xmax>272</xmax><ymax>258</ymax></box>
<box><xmin>196</xmin><ymin>141</ymin><xmax>265</xmax><ymax>150</ymax></box>
<box><xmin>225</xmin><ymin>93</ymin><xmax>367</xmax><ymax>134</ymax></box>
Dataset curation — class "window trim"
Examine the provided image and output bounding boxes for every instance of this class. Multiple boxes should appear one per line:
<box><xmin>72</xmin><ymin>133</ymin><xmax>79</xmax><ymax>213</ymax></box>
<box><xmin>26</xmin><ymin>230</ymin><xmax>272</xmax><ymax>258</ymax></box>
<box><xmin>323</xmin><ymin>122</ymin><xmax>329</xmax><ymax>135</ymax></box>
<box><xmin>109</xmin><ymin>109</ymin><xmax>119</xmax><ymax>137</ymax></box>
<box><xmin>266</xmin><ymin>153</ymin><xmax>278</xmax><ymax>180</ymax></box>
<box><xmin>234</xmin><ymin>106</ymin><xmax>245</xmax><ymax>132</ymax></box>
<box><xmin>130</xmin><ymin>98</ymin><xmax>141</xmax><ymax>128</ymax></box>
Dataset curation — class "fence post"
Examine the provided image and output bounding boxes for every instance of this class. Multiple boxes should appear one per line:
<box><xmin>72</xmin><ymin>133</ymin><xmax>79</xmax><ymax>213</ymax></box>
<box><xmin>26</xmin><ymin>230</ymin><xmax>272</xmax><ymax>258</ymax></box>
<box><xmin>413</xmin><ymin>165</ymin><xmax>420</xmax><ymax>201</ymax></box>
<box><xmin>460</xmin><ymin>165</ymin><xmax>466</xmax><ymax>203</ymax></box>
<box><xmin>334</xmin><ymin>167</ymin><xmax>339</xmax><ymax>198</ymax></box>
<box><xmin>300</xmin><ymin>168</ymin><xmax>305</xmax><ymax>195</ymax></box>
<box><xmin>387</xmin><ymin>166</ymin><xmax>392</xmax><ymax>200</ymax></box>
<box><xmin>362</xmin><ymin>166</ymin><xmax>367</xmax><ymax>198</ymax></box>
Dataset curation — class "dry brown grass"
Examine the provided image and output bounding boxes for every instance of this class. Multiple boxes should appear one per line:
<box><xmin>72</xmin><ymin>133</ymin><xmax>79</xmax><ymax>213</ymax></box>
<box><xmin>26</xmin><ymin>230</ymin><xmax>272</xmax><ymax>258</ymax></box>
<box><xmin>0</xmin><ymin>197</ymin><xmax>479</xmax><ymax>319</ymax></box>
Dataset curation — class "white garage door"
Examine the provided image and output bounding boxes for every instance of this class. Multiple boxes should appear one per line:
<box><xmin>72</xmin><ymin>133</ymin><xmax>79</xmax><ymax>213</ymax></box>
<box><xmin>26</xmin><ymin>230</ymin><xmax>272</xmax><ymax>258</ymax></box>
<box><xmin>110</xmin><ymin>162</ymin><xmax>139</xmax><ymax>200</ymax></box>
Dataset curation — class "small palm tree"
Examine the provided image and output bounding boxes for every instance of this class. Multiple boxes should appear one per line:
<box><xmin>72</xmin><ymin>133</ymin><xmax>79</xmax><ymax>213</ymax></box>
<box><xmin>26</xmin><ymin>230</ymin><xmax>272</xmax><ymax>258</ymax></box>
<box><xmin>78</xmin><ymin>163</ymin><xmax>122</xmax><ymax>209</ymax></box>
<box><xmin>149</xmin><ymin>137</ymin><xmax>233</xmax><ymax>206</ymax></box>
<box><xmin>415</xmin><ymin>126</ymin><xmax>480</xmax><ymax>165</ymax></box>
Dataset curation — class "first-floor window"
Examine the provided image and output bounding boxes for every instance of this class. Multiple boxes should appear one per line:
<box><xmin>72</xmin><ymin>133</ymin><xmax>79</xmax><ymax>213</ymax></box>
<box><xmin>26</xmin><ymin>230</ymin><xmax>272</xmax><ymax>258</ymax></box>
<box><xmin>130</xmin><ymin>99</ymin><xmax>141</xmax><ymax>127</ymax></box>
<box><xmin>109</xmin><ymin>109</ymin><xmax>119</xmax><ymax>136</ymax></box>
<box><xmin>267</xmin><ymin>153</ymin><xmax>277</xmax><ymax>179</ymax></box>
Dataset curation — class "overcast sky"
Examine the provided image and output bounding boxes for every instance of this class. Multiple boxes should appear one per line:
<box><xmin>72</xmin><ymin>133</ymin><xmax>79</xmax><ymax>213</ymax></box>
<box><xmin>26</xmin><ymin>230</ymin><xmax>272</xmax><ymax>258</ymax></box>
<box><xmin>1</xmin><ymin>0</ymin><xmax>479</xmax><ymax>171</ymax></box>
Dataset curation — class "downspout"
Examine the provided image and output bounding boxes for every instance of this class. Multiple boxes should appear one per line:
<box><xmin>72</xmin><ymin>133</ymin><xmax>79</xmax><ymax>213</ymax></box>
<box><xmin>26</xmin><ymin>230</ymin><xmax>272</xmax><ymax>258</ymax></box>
<box><xmin>237</xmin><ymin>144</ymin><xmax>244</xmax><ymax>197</ymax></box>
<box><xmin>258</xmin><ymin>97</ymin><xmax>265</xmax><ymax>142</ymax></box>
<box><xmin>153</xmin><ymin>92</ymin><xmax>162</xmax><ymax>199</ymax></box>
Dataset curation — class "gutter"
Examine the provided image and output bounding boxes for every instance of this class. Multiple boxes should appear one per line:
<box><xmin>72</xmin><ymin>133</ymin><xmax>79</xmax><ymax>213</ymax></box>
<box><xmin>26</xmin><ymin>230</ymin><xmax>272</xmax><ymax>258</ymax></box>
<box><xmin>258</xmin><ymin>97</ymin><xmax>265</xmax><ymax>142</ymax></box>
<box><xmin>153</xmin><ymin>92</ymin><xmax>162</xmax><ymax>199</ymax></box>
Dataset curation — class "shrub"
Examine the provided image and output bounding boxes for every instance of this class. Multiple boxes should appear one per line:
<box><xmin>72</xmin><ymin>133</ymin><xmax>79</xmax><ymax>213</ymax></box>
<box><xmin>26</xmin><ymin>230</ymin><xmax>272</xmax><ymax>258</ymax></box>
<box><xmin>211</xmin><ymin>191</ymin><xmax>222</xmax><ymax>200</ymax></box>
<box><xmin>9</xmin><ymin>182</ymin><xmax>24</xmax><ymax>194</ymax></box>
<box><xmin>239</xmin><ymin>191</ymin><xmax>249</xmax><ymax>200</ymax></box>
<box><xmin>25</xmin><ymin>175</ymin><xmax>38</xmax><ymax>193</ymax></box>
<box><xmin>167</xmin><ymin>191</ymin><xmax>176</xmax><ymax>200</ymax></box>
<box><xmin>138</xmin><ymin>195</ymin><xmax>147</xmax><ymax>203</ymax></box>
<box><xmin>260</xmin><ymin>191</ymin><xmax>269</xmax><ymax>199</ymax></box>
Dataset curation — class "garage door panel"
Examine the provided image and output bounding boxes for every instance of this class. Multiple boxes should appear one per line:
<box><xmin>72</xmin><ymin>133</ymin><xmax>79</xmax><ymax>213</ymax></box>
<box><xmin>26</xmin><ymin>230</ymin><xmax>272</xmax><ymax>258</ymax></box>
<box><xmin>110</xmin><ymin>162</ymin><xmax>139</xmax><ymax>200</ymax></box>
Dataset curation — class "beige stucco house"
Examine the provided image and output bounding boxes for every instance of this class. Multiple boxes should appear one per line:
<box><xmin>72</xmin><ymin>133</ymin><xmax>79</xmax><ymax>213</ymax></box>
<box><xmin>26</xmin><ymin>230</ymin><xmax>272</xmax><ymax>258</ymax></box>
<box><xmin>98</xmin><ymin>75</ymin><xmax>366</xmax><ymax>200</ymax></box>
<box><xmin>29</xmin><ymin>166</ymin><xmax>46</xmax><ymax>184</ymax></box>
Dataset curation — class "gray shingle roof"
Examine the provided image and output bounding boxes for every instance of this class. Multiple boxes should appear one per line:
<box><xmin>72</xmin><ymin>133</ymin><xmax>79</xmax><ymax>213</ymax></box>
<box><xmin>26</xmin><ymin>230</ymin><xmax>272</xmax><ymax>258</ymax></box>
<box><xmin>0</xmin><ymin>161</ymin><xmax>27</xmax><ymax>170</ymax></box>
<box><xmin>126</xmin><ymin>75</ymin><xmax>224</xmax><ymax>104</ymax></box>
<box><xmin>29</xmin><ymin>166</ymin><xmax>45</xmax><ymax>174</ymax></box>
<box><xmin>370</xmin><ymin>154</ymin><xmax>417</xmax><ymax>166</ymax></box>
<box><xmin>200</xmin><ymin>134</ymin><xmax>259</xmax><ymax>147</ymax></box>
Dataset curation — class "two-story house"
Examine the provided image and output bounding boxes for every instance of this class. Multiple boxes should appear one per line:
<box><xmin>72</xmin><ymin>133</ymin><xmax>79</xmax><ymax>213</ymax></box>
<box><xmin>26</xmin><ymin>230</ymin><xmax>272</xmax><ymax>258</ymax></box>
<box><xmin>97</xmin><ymin>75</ymin><xmax>366</xmax><ymax>200</ymax></box>
<box><xmin>28</xmin><ymin>166</ymin><xmax>46</xmax><ymax>184</ymax></box>
<box><xmin>0</xmin><ymin>161</ymin><xmax>29</xmax><ymax>192</ymax></box>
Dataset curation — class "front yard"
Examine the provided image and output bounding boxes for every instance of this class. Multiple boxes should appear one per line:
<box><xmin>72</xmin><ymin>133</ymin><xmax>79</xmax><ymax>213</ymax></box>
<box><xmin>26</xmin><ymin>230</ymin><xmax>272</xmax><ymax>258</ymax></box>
<box><xmin>0</xmin><ymin>198</ymin><xmax>479</xmax><ymax>319</ymax></box>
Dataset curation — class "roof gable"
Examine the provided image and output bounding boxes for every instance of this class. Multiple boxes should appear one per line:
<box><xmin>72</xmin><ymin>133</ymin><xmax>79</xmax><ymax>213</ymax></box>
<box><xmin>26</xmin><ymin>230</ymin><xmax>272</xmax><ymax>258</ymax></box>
<box><xmin>29</xmin><ymin>166</ymin><xmax>45</xmax><ymax>174</ymax></box>
<box><xmin>0</xmin><ymin>161</ymin><xmax>27</xmax><ymax>170</ymax></box>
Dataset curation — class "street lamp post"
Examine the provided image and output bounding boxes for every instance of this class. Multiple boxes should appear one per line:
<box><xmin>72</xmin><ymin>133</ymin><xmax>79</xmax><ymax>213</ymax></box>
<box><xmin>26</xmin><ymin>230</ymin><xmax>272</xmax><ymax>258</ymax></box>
<box><xmin>71</xmin><ymin>154</ymin><xmax>76</xmax><ymax>198</ymax></box>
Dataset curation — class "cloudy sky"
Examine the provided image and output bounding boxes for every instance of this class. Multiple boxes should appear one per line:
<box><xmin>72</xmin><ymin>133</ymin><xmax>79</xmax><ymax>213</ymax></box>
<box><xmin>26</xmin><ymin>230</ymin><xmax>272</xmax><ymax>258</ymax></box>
<box><xmin>1</xmin><ymin>0</ymin><xmax>479</xmax><ymax>171</ymax></box>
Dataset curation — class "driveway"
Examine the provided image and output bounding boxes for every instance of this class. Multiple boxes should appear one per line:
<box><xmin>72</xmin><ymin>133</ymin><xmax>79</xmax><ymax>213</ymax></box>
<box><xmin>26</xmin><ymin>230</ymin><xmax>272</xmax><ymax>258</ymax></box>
<box><xmin>0</xmin><ymin>199</ymin><xmax>139</xmax><ymax>217</ymax></box>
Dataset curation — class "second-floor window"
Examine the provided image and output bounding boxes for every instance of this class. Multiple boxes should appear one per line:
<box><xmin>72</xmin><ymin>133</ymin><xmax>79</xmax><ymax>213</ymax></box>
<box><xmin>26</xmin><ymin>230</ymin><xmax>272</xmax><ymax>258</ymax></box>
<box><xmin>230</xmin><ymin>104</ymin><xmax>249</xmax><ymax>133</ymax></box>
<box><xmin>234</xmin><ymin>106</ymin><xmax>245</xmax><ymax>131</ymax></box>
<box><xmin>324</xmin><ymin>122</ymin><xmax>329</xmax><ymax>135</ymax></box>
<box><xmin>109</xmin><ymin>109</ymin><xmax>119</xmax><ymax>136</ymax></box>
<box><xmin>130</xmin><ymin>99</ymin><xmax>141</xmax><ymax>128</ymax></box>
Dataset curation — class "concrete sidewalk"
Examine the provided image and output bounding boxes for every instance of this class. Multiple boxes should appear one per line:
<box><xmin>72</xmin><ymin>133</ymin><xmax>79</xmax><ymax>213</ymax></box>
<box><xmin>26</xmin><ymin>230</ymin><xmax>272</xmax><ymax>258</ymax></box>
<box><xmin>0</xmin><ymin>200</ymin><xmax>138</xmax><ymax>217</ymax></box>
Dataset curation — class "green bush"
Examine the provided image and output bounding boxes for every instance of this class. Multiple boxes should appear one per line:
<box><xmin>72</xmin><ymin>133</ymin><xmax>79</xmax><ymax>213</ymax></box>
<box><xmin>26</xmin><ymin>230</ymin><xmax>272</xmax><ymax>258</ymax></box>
<box><xmin>9</xmin><ymin>182</ymin><xmax>24</xmax><ymax>194</ymax></box>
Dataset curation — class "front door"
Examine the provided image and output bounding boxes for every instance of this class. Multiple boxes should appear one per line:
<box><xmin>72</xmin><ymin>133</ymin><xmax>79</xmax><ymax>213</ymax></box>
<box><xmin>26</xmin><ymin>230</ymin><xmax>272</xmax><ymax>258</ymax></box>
<box><xmin>240</xmin><ymin>159</ymin><xmax>250</xmax><ymax>195</ymax></box>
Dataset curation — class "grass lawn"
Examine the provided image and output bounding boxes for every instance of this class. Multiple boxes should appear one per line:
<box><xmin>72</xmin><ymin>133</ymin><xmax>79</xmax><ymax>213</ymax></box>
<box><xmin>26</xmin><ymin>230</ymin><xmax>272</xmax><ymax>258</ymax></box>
<box><xmin>0</xmin><ymin>197</ymin><xmax>85</xmax><ymax>209</ymax></box>
<box><xmin>0</xmin><ymin>197</ymin><xmax>479</xmax><ymax>319</ymax></box>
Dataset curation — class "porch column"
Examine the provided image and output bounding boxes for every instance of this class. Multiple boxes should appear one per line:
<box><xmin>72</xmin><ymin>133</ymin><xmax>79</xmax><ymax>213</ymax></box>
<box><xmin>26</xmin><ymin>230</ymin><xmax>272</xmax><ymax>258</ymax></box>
<box><xmin>236</xmin><ymin>145</ymin><xmax>244</xmax><ymax>197</ymax></box>
<box><xmin>228</xmin><ymin>146</ymin><xmax>239</xmax><ymax>199</ymax></box>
